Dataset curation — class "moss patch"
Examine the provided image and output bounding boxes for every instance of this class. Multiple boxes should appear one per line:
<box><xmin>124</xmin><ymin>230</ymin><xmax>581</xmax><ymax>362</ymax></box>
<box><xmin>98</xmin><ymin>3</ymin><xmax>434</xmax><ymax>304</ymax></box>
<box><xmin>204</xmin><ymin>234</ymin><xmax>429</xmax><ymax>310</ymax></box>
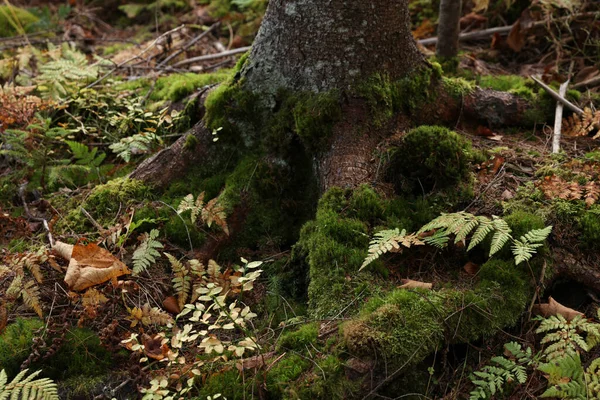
<box><xmin>0</xmin><ymin>6</ymin><xmax>39</xmax><ymax>37</ymax></box>
<box><xmin>150</xmin><ymin>71</ymin><xmax>231</xmax><ymax>102</ymax></box>
<box><xmin>296</xmin><ymin>185</ymin><xmax>471</xmax><ymax>318</ymax></box>
<box><xmin>277</xmin><ymin>322</ymin><xmax>318</xmax><ymax>351</ymax></box>
<box><xmin>389</xmin><ymin>125</ymin><xmax>474</xmax><ymax>192</ymax></box>
<box><xmin>343</xmin><ymin>258</ymin><xmax>534</xmax><ymax>364</ymax></box>
<box><xmin>0</xmin><ymin>318</ymin><xmax>44</xmax><ymax>376</ymax></box>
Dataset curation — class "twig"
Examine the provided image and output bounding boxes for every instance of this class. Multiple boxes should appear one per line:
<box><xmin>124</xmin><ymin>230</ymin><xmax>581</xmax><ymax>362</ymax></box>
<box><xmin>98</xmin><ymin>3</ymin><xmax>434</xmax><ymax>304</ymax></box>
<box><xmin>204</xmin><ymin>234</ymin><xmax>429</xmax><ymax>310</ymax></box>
<box><xmin>530</xmin><ymin>75</ymin><xmax>584</xmax><ymax>115</ymax></box>
<box><xmin>572</xmin><ymin>75</ymin><xmax>600</xmax><ymax>89</ymax></box>
<box><xmin>172</xmin><ymin>46</ymin><xmax>251</xmax><ymax>67</ymax></box>
<box><xmin>419</xmin><ymin>25</ymin><xmax>513</xmax><ymax>45</ymax></box>
<box><xmin>552</xmin><ymin>79</ymin><xmax>570</xmax><ymax>153</ymax></box>
<box><xmin>85</xmin><ymin>25</ymin><xmax>186</xmax><ymax>90</ymax></box>
<box><xmin>80</xmin><ymin>206</ymin><xmax>105</xmax><ymax>233</ymax></box>
<box><xmin>420</xmin><ymin>12</ymin><xmax>599</xmax><ymax>46</ymax></box>
<box><xmin>527</xmin><ymin>259</ymin><xmax>547</xmax><ymax>318</ymax></box>
<box><xmin>157</xmin><ymin>23</ymin><xmax>220</xmax><ymax>67</ymax></box>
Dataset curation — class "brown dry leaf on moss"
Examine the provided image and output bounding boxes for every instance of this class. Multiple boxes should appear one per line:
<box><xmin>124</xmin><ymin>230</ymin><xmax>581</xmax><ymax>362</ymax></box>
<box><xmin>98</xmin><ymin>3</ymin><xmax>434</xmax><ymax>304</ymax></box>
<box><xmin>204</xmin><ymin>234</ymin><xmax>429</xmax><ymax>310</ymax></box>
<box><xmin>534</xmin><ymin>296</ymin><xmax>584</xmax><ymax>321</ymax></box>
<box><xmin>463</xmin><ymin>261</ymin><xmax>480</xmax><ymax>275</ymax></box>
<box><xmin>399</xmin><ymin>279</ymin><xmax>432</xmax><ymax>290</ymax></box>
<box><xmin>55</xmin><ymin>241</ymin><xmax>130</xmax><ymax>291</ymax></box>
<box><xmin>142</xmin><ymin>333</ymin><xmax>171</xmax><ymax>360</ymax></box>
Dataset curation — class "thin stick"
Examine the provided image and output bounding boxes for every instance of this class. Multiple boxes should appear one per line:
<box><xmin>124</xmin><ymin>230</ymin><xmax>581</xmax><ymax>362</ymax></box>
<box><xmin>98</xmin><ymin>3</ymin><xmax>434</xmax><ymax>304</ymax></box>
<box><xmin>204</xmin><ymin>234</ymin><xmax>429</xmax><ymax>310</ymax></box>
<box><xmin>530</xmin><ymin>75</ymin><xmax>584</xmax><ymax>115</ymax></box>
<box><xmin>84</xmin><ymin>25</ymin><xmax>186</xmax><ymax>90</ymax></box>
<box><xmin>552</xmin><ymin>79</ymin><xmax>570</xmax><ymax>153</ymax></box>
<box><xmin>157</xmin><ymin>23</ymin><xmax>220</xmax><ymax>67</ymax></box>
<box><xmin>172</xmin><ymin>46</ymin><xmax>251</xmax><ymax>67</ymax></box>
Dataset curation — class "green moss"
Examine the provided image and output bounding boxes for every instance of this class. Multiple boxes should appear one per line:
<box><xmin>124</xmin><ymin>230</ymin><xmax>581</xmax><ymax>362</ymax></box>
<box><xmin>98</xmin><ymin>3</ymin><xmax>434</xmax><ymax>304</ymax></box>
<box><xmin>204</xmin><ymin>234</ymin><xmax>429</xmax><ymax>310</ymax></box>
<box><xmin>343</xmin><ymin>258</ymin><xmax>534</xmax><ymax>368</ymax></box>
<box><xmin>442</xmin><ymin>76</ymin><xmax>475</xmax><ymax>99</ymax></box>
<box><xmin>390</xmin><ymin>125</ymin><xmax>474</xmax><ymax>192</ymax></box>
<box><xmin>150</xmin><ymin>71</ymin><xmax>231</xmax><ymax>102</ymax></box>
<box><xmin>0</xmin><ymin>6</ymin><xmax>39</xmax><ymax>37</ymax></box>
<box><xmin>60</xmin><ymin>375</ymin><xmax>106</xmax><ymax>399</ymax></box>
<box><xmin>184</xmin><ymin>133</ymin><xmax>199</xmax><ymax>150</ymax></box>
<box><xmin>0</xmin><ymin>318</ymin><xmax>44</xmax><ymax>376</ymax></box>
<box><xmin>266</xmin><ymin>354</ymin><xmax>311</xmax><ymax>397</ymax></box>
<box><xmin>277</xmin><ymin>322</ymin><xmax>318</xmax><ymax>351</ymax></box>
<box><xmin>196</xmin><ymin>368</ymin><xmax>251</xmax><ymax>400</ymax></box>
<box><xmin>292</xmin><ymin>91</ymin><xmax>342</xmax><ymax>149</ymax></box>
<box><xmin>478</xmin><ymin>75</ymin><xmax>535</xmax><ymax>99</ymax></box>
<box><xmin>580</xmin><ymin>205</ymin><xmax>600</xmax><ymax>249</ymax></box>
<box><xmin>30</xmin><ymin>328</ymin><xmax>113</xmax><ymax>380</ymax></box>
<box><xmin>357</xmin><ymin>64</ymin><xmax>442</xmax><ymax>123</ymax></box>
<box><xmin>84</xmin><ymin>178</ymin><xmax>150</xmax><ymax>220</ymax></box>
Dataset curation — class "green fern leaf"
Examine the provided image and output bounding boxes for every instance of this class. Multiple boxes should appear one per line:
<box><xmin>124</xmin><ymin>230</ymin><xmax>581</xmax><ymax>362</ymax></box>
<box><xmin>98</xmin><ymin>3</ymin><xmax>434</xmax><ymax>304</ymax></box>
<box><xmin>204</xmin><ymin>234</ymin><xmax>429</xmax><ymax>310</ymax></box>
<box><xmin>132</xmin><ymin>229</ymin><xmax>163</xmax><ymax>275</ymax></box>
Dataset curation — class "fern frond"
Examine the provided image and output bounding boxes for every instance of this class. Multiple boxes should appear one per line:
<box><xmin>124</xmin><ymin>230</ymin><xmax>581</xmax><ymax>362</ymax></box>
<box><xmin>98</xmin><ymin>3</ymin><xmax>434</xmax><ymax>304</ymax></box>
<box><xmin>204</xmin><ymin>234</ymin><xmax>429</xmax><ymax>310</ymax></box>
<box><xmin>132</xmin><ymin>229</ymin><xmax>163</xmax><ymax>275</ymax></box>
<box><xmin>489</xmin><ymin>217</ymin><xmax>512</xmax><ymax>256</ymax></box>
<box><xmin>0</xmin><ymin>369</ymin><xmax>58</xmax><ymax>400</ymax></box>
<box><xmin>22</xmin><ymin>280</ymin><xmax>43</xmax><ymax>317</ymax></box>
<box><xmin>360</xmin><ymin>228</ymin><xmax>424</xmax><ymax>270</ymax></box>
<box><xmin>467</xmin><ymin>216</ymin><xmax>494</xmax><ymax>251</ymax></box>
<box><xmin>202</xmin><ymin>197</ymin><xmax>229</xmax><ymax>235</ymax></box>
<box><xmin>166</xmin><ymin>253</ymin><xmax>191</xmax><ymax>310</ymax></box>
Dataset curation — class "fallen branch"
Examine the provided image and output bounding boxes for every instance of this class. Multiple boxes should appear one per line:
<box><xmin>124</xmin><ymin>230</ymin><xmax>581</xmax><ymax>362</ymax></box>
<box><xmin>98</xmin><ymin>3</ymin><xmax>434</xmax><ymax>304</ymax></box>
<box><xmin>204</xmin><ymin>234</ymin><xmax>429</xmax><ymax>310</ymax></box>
<box><xmin>530</xmin><ymin>75</ymin><xmax>584</xmax><ymax>115</ymax></box>
<box><xmin>419</xmin><ymin>25</ymin><xmax>513</xmax><ymax>45</ymax></box>
<box><xmin>552</xmin><ymin>79</ymin><xmax>569</xmax><ymax>153</ymax></box>
<box><xmin>171</xmin><ymin>46</ymin><xmax>251</xmax><ymax>67</ymax></box>
<box><xmin>157</xmin><ymin>23</ymin><xmax>220</xmax><ymax>68</ymax></box>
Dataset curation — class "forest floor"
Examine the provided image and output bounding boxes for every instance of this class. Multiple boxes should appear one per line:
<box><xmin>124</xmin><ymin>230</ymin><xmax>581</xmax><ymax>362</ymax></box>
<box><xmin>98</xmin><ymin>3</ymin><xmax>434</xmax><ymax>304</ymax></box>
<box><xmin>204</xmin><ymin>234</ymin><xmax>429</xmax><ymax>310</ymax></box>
<box><xmin>1</xmin><ymin>1</ymin><xmax>600</xmax><ymax>399</ymax></box>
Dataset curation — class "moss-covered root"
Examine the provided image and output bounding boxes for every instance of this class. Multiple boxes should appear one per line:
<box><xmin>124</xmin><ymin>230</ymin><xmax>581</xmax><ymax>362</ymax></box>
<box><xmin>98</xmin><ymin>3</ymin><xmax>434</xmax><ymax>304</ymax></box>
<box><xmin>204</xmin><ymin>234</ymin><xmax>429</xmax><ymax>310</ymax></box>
<box><xmin>342</xmin><ymin>212</ymin><xmax>548</xmax><ymax>393</ymax></box>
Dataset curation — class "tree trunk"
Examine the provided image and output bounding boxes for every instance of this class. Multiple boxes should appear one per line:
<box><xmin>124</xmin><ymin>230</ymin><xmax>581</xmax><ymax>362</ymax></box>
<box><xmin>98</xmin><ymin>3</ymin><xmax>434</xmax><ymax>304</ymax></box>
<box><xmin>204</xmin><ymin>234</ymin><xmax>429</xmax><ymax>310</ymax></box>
<box><xmin>241</xmin><ymin>0</ymin><xmax>425</xmax><ymax>94</ymax></box>
<box><xmin>132</xmin><ymin>0</ymin><xmax>539</xmax><ymax>191</ymax></box>
<box><xmin>436</xmin><ymin>0</ymin><xmax>462</xmax><ymax>59</ymax></box>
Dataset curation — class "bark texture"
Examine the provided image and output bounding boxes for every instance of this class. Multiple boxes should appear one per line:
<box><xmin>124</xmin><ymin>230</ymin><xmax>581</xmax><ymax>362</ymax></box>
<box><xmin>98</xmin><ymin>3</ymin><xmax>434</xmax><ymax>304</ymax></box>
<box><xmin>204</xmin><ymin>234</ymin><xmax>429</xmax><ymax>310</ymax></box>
<box><xmin>241</xmin><ymin>0</ymin><xmax>425</xmax><ymax>95</ymax></box>
<box><xmin>436</xmin><ymin>0</ymin><xmax>462</xmax><ymax>58</ymax></box>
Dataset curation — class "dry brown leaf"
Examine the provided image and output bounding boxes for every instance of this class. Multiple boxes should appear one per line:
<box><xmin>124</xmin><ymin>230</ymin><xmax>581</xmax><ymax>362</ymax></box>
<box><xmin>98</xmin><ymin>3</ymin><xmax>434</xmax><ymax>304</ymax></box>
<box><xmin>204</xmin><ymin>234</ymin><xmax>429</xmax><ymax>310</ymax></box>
<box><xmin>534</xmin><ymin>296</ymin><xmax>584</xmax><ymax>321</ymax></box>
<box><xmin>399</xmin><ymin>279</ymin><xmax>432</xmax><ymax>290</ymax></box>
<box><xmin>62</xmin><ymin>242</ymin><xmax>130</xmax><ymax>291</ymax></box>
<box><xmin>463</xmin><ymin>261</ymin><xmax>480</xmax><ymax>275</ymax></box>
<box><xmin>142</xmin><ymin>334</ymin><xmax>170</xmax><ymax>360</ymax></box>
<box><xmin>235</xmin><ymin>351</ymin><xmax>276</xmax><ymax>372</ymax></box>
<box><xmin>82</xmin><ymin>288</ymin><xmax>109</xmax><ymax>307</ymax></box>
<box><xmin>163</xmin><ymin>296</ymin><xmax>181</xmax><ymax>315</ymax></box>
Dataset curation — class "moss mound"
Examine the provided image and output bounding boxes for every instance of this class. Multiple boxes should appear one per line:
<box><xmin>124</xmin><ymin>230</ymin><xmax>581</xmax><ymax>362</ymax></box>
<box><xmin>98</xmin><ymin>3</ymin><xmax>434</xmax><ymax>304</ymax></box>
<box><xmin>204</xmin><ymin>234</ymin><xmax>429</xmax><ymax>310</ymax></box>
<box><xmin>390</xmin><ymin>125</ymin><xmax>474</xmax><ymax>192</ymax></box>
<box><xmin>343</xmin><ymin>258</ymin><xmax>533</xmax><ymax>364</ymax></box>
<box><xmin>0</xmin><ymin>6</ymin><xmax>39</xmax><ymax>37</ymax></box>
<box><xmin>0</xmin><ymin>318</ymin><xmax>44</xmax><ymax>376</ymax></box>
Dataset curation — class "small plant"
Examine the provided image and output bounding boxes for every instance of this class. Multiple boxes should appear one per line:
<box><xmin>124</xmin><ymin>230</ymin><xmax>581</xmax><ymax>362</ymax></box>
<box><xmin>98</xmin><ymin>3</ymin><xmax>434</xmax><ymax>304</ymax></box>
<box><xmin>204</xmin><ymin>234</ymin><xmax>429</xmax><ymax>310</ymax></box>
<box><xmin>361</xmin><ymin>212</ymin><xmax>551</xmax><ymax>270</ymax></box>
<box><xmin>132</xmin><ymin>229</ymin><xmax>164</xmax><ymax>275</ymax></box>
<box><xmin>0</xmin><ymin>368</ymin><xmax>59</xmax><ymax>400</ymax></box>
<box><xmin>177</xmin><ymin>192</ymin><xmax>229</xmax><ymax>235</ymax></box>
<box><xmin>469</xmin><ymin>342</ymin><xmax>533</xmax><ymax>400</ymax></box>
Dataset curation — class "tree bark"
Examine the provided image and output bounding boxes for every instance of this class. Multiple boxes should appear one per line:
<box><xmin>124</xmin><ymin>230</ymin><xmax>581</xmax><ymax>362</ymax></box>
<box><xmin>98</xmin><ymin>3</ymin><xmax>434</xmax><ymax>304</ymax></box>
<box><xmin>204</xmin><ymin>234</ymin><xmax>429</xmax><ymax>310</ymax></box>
<box><xmin>240</xmin><ymin>0</ymin><xmax>426</xmax><ymax>95</ymax></box>
<box><xmin>436</xmin><ymin>0</ymin><xmax>462</xmax><ymax>59</ymax></box>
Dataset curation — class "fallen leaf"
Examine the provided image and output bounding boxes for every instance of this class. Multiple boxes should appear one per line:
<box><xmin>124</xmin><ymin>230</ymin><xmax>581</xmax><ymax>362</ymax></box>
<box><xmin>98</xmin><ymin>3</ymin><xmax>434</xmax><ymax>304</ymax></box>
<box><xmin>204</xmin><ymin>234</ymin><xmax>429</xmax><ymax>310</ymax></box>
<box><xmin>163</xmin><ymin>296</ymin><xmax>181</xmax><ymax>314</ymax></box>
<box><xmin>55</xmin><ymin>241</ymin><xmax>130</xmax><ymax>291</ymax></box>
<box><xmin>142</xmin><ymin>334</ymin><xmax>170</xmax><ymax>360</ymax></box>
<box><xmin>235</xmin><ymin>351</ymin><xmax>276</xmax><ymax>372</ymax></box>
<box><xmin>533</xmin><ymin>296</ymin><xmax>584</xmax><ymax>321</ymax></box>
<box><xmin>399</xmin><ymin>279</ymin><xmax>432</xmax><ymax>290</ymax></box>
<box><xmin>463</xmin><ymin>261</ymin><xmax>480</xmax><ymax>275</ymax></box>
